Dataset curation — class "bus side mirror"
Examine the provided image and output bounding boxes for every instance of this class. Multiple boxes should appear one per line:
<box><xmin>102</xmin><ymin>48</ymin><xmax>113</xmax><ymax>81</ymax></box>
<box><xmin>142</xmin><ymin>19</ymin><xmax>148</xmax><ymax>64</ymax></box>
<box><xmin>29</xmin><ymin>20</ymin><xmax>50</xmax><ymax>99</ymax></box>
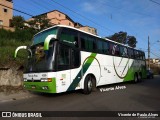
<box><xmin>14</xmin><ymin>46</ymin><xmax>32</xmax><ymax>58</ymax></box>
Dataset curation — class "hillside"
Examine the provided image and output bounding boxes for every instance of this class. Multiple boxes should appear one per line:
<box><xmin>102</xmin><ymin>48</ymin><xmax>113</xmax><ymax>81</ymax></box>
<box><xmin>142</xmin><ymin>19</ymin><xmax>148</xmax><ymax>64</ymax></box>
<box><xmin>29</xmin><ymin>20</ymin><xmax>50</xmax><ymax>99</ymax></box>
<box><xmin>0</xmin><ymin>29</ymin><xmax>32</xmax><ymax>92</ymax></box>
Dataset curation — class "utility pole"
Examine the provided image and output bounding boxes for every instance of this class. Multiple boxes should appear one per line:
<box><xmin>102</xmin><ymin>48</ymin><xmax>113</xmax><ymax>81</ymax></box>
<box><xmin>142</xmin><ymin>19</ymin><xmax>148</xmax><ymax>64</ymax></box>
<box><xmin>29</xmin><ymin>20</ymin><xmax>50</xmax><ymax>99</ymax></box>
<box><xmin>148</xmin><ymin>36</ymin><xmax>150</xmax><ymax>70</ymax></box>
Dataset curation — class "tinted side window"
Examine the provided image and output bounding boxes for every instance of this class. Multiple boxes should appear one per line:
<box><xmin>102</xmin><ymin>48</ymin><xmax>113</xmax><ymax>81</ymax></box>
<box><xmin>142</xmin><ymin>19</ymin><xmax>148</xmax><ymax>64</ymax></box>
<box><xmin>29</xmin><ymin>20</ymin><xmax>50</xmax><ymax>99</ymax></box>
<box><xmin>80</xmin><ymin>34</ymin><xmax>96</xmax><ymax>51</ymax></box>
<box><xmin>71</xmin><ymin>49</ymin><xmax>80</xmax><ymax>68</ymax></box>
<box><xmin>134</xmin><ymin>50</ymin><xmax>139</xmax><ymax>59</ymax></box>
<box><xmin>97</xmin><ymin>40</ymin><xmax>103</xmax><ymax>53</ymax></box>
<box><xmin>128</xmin><ymin>48</ymin><xmax>134</xmax><ymax>58</ymax></box>
<box><xmin>120</xmin><ymin>46</ymin><xmax>128</xmax><ymax>57</ymax></box>
<box><xmin>110</xmin><ymin>43</ymin><xmax>119</xmax><ymax>56</ymax></box>
<box><xmin>81</xmin><ymin>34</ymin><xmax>87</xmax><ymax>50</ymax></box>
<box><xmin>109</xmin><ymin>43</ymin><xmax>114</xmax><ymax>55</ymax></box>
<box><xmin>139</xmin><ymin>52</ymin><xmax>143</xmax><ymax>60</ymax></box>
<box><xmin>103</xmin><ymin>41</ymin><xmax>109</xmax><ymax>54</ymax></box>
<box><xmin>115</xmin><ymin>45</ymin><xmax>120</xmax><ymax>56</ymax></box>
<box><xmin>87</xmin><ymin>36</ymin><xmax>94</xmax><ymax>51</ymax></box>
<box><xmin>60</xmin><ymin>28</ymin><xmax>79</xmax><ymax>47</ymax></box>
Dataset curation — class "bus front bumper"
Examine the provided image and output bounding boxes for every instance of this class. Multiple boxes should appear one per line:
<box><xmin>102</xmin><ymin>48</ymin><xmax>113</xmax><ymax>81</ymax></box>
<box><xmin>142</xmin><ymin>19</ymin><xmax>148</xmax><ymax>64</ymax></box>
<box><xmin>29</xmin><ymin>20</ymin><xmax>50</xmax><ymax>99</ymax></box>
<box><xmin>23</xmin><ymin>78</ymin><xmax>56</xmax><ymax>93</ymax></box>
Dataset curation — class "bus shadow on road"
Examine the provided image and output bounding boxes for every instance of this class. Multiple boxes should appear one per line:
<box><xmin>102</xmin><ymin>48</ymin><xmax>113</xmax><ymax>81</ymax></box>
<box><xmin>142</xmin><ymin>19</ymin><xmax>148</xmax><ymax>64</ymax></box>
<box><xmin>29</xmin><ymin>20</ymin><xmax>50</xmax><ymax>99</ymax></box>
<box><xmin>28</xmin><ymin>80</ymin><xmax>138</xmax><ymax>97</ymax></box>
<box><xmin>28</xmin><ymin>89</ymin><xmax>84</xmax><ymax>98</ymax></box>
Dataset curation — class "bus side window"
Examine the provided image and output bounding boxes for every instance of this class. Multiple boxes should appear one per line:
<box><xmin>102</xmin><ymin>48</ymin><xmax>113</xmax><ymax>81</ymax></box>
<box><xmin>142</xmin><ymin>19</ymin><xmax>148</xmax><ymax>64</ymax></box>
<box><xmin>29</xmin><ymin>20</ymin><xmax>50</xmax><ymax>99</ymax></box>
<box><xmin>71</xmin><ymin>49</ymin><xmax>80</xmax><ymax>68</ymax></box>
<box><xmin>139</xmin><ymin>52</ymin><xmax>142</xmax><ymax>60</ymax></box>
<box><xmin>80</xmin><ymin>34</ymin><xmax>96</xmax><ymax>52</ymax></box>
<box><xmin>103</xmin><ymin>41</ymin><xmax>109</xmax><ymax>54</ymax></box>
<box><xmin>60</xmin><ymin>28</ymin><xmax>79</xmax><ymax>47</ymax></box>
<box><xmin>128</xmin><ymin>48</ymin><xmax>134</xmax><ymax>59</ymax></box>
<box><xmin>97</xmin><ymin>40</ymin><xmax>103</xmax><ymax>53</ymax></box>
<box><xmin>115</xmin><ymin>45</ymin><xmax>120</xmax><ymax>56</ymax></box>
<box><xmin>80</xmin><ymin>34</ymin><xmax>88</xmax><ymax>50</ymax></box>
<box><xmin>120</xmin><ymin>46</ymin><xmax>128</xmax><ymax>57</ymax></box>
<box><xmin>109</xmin><ymin>43</ymin><xmax>114</xmax><ymax>55</ymax></box>
<box><xmin>134</xmin><ymin>50</ymin><xmax>139</xmax><ymax>59</ymax></box>
<box><xmin>110</xmin><ymin>43</ymin><xmax>119</xmax><ymax>56</ymax></box>
<box><xmin>87</xmin><ymin>36</ymin><xmax>94</xmax><ymax>51</ymax></box>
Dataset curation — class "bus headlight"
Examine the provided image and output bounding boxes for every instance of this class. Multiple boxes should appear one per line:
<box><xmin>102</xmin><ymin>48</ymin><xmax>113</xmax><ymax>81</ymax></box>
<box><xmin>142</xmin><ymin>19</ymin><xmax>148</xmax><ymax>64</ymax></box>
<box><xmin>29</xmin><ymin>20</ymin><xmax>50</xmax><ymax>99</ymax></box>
<box><xmin>41</xmin><ymin>78</ymin><xmax>52</xmax><ymax>82</ymax></box>
<box><xmin>41</xmin><ymin>78</ymin><xmax>48</xmax><ymax>82</ymax></box>
<box><xmin>24</xmin><ymin>78</ymin><xmax>27</xmax><ymax>81</ymax></box>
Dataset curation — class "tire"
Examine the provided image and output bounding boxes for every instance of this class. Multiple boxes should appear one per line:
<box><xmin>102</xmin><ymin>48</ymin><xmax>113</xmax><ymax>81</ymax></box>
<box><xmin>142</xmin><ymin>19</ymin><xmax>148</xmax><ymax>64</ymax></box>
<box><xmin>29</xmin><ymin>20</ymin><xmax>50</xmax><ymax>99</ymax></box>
<box><xmin>134</xmin><ymin>73</ymin><xmax>139</xmax><ymax>83</ymax></box>
<box><xmin>83</xmin><ymin>75</ymin><xmax>93</xmax><ymax>94</ymax></box>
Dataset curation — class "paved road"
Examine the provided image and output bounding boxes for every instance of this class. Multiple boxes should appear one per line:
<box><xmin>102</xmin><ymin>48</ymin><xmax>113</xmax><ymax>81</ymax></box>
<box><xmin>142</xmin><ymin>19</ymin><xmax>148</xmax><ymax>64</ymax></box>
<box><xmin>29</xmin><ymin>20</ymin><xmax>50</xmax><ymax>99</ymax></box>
<box><xmin>0</xmin><ymin>76</ymin><xmax>160</xmax><ymax>119</ymax></box>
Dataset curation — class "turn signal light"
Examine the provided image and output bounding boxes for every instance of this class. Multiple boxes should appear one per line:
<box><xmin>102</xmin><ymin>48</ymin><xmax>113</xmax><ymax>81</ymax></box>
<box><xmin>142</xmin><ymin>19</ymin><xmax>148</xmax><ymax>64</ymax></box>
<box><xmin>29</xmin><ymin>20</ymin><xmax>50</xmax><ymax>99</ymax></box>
<box><xmin>48</xmin><ymin>78</ymin><xmax>52</xmax><ymax>82</ymax></box>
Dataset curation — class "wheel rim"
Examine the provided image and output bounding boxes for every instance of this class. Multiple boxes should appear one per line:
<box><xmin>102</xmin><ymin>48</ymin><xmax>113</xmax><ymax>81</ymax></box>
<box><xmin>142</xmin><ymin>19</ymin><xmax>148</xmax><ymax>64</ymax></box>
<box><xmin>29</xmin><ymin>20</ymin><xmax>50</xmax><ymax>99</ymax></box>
<box><xmin>88</xmin><ymin>78</ymin><xmax>92</xmax><ymax>91</ymax></box>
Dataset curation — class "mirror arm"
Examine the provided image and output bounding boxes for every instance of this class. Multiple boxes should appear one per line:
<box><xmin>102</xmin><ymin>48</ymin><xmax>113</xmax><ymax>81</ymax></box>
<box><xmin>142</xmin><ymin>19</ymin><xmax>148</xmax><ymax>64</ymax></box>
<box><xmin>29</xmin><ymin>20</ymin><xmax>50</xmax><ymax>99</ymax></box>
<box><xmin>44</xmin><ymin>35</ymin><xmax>56</xmax><ymax>50</ymax></box>
<box><xmin>14</xmin><ymin>46</ymin><xmax>32</xmax><ymax>58</ymax></box>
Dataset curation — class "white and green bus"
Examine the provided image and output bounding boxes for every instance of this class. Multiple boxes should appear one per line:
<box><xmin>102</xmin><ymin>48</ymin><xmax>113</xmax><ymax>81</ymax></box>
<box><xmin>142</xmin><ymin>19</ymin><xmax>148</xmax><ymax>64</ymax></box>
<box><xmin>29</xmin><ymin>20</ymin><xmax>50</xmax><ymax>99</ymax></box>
<box><xmin>15</xmin><ymin>25</ymin><xmax>147</xmax><ymax>94</ymax></box>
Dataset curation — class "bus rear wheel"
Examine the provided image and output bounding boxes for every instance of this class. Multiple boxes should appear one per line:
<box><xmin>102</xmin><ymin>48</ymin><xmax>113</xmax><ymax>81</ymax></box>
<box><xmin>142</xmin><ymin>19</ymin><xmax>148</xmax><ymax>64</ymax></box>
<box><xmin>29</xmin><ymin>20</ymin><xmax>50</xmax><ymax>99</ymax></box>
<box><xmin>83</xmin><ymin>75</ymin><xmax>93</xmax><ymax>94</ymax></box>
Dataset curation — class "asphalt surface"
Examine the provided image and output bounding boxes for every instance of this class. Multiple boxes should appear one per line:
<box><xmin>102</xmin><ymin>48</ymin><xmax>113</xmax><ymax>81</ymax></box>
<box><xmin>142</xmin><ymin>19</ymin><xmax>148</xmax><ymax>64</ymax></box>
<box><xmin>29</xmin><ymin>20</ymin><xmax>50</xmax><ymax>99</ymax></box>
<box><xmin>0</xmin><ymin>76</ymin><xmax>160</xmax><ymax>120</ymax></box>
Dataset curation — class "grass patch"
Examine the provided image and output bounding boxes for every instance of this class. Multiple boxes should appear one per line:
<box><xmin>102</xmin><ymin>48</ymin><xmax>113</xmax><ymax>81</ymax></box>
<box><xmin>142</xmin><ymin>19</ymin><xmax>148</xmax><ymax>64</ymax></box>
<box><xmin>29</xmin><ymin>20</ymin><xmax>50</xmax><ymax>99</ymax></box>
<box><xmin>0</xmin><ymin>39</ymin><xmax>32</xmax><ymax>67</ymax></box>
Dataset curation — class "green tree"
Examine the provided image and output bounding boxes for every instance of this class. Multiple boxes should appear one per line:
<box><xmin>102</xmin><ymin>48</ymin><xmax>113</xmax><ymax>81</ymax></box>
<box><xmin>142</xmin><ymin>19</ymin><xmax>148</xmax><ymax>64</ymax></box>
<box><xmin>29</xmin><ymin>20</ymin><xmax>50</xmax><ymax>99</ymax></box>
<box><xmin>27</xmin><ymin>19</ymin><xmax>36</xmax><ymax>28</ymax></box>
<box><xmin>127</xmin><ymin>36</ymin><xmax>137</xmax><ymax>48</ymax></box>
<box><xmin>107</xmin><ymin>31</ymin><xmax>127</xmax><ymax>44</ymax></box>
<box><xmin>11</xmin><ymin>16</ymin><xmax>25</xmax><ymax>29</ymax></box>
<box><xmin>107</xmin><ymin>31</ymin><xmax>137</xmax><ymax>48</ymax></box>
<box><xmin>30</xmin><ymin>15</ymin><xmax>52</xmax><ymax>31</ymax></box>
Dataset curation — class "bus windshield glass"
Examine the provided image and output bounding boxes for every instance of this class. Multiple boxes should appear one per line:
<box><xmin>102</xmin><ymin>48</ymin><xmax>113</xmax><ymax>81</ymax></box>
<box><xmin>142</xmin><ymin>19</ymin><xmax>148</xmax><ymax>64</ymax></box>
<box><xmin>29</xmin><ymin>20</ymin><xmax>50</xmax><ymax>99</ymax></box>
<box><xmin>25</xmin><ymin>43</ymin><xmax>54</xmax><ymax>73</ymax></box>
<box><xmin>33</xmin><ymin>27</ymin><xmax>58</xmax><ymax>45</ymax></box>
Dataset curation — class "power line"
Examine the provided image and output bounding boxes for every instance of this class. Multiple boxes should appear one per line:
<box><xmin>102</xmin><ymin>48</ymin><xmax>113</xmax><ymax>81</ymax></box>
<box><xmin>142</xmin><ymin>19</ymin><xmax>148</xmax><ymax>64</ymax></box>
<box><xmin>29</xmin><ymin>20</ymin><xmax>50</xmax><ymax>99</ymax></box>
<box><xmin>98</xmin><ymin>1</ymin><xmax>152</xmax><ymax>17</ymax></box>
<box><xmin>0</xmin><ymin>3</ymin><xmax>33</xmax><ymax>17</ymax></box>
<box><xmin>150</xmin><ymin>51</ymin><xmax>160</xmax><ymax>58</ymax></box>
<box><xmin>32</xmin><ymin>0</ymin><xmax>52</xmax><ymax>12</ymax></box>
<box><xmin>79</xmin><ymin>1</ymin><xmax>149</xmax><ymax>50</ymax></box>
<box><xmin>50</xmin><ymin>0</ymin><xmax>115</xmax><ymax>33</ymax></box>
<box><xmin>150</xmin><ymin>0</ymin><xmax>160</xmax><ymax>6</ymax></box>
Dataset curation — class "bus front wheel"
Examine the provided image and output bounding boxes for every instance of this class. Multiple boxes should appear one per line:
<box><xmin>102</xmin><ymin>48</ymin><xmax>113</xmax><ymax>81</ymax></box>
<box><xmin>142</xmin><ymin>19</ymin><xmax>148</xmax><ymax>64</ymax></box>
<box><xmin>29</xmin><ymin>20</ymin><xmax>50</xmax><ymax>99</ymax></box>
<box><xmin>83</xmin><ymin>75</ymin><xmax>93</xmax><ymax>94</ymax></box>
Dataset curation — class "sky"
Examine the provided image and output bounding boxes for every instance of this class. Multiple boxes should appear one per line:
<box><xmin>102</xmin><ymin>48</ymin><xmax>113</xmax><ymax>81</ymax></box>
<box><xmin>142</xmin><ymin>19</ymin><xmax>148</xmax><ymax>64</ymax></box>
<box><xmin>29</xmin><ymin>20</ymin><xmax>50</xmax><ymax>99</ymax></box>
<box><xmin>12</xmin><ymin>0</ymin><xmax>160</xmax><ymax>58</ymax></box>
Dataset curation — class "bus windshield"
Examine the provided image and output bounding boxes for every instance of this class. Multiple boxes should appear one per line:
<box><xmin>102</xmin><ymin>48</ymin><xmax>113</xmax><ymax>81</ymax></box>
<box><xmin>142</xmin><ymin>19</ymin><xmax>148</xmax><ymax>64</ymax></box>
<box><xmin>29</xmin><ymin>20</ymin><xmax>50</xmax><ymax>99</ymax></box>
<box><xmin>25</xmin><ymin>43</ymin><xmax>55</xmax><ymax>73</ymax></box>
<box><xmin>33</xmin><ymin>27</ymin><xmax>58</xmax><ymax>45</ymax></box>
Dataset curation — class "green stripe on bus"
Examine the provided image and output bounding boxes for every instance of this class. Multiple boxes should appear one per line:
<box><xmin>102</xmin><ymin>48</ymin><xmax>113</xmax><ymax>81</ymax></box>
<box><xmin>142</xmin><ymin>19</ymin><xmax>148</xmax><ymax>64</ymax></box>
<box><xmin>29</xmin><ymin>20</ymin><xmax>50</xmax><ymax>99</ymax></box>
<box><xmin>67</xmin><ymin>53</ymin><xmax>97</xmax><ymax>91</ymax></box>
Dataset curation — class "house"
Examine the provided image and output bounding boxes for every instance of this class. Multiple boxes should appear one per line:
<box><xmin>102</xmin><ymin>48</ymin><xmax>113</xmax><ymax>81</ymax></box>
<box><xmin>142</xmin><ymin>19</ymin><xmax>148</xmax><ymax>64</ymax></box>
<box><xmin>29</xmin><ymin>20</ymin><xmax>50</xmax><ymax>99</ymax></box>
<box><xmin>0</xmin><ymin>0</ymin><xmax>14</xmax><ymax>31</ymax></box>
<box><xmin>29</xmin><ymin>10</ymin><xmax>97</xmax><ymax>35</ymax></box>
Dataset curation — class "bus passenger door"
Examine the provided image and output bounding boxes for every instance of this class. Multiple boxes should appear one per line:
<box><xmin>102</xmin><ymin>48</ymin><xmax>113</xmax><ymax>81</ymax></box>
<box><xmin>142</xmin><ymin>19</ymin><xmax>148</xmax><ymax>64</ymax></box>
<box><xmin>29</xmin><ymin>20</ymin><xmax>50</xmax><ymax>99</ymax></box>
<box><xmin>56</xmin><ymin>44</ymin><xmax>71</xmax><ymax>93</ymax></box>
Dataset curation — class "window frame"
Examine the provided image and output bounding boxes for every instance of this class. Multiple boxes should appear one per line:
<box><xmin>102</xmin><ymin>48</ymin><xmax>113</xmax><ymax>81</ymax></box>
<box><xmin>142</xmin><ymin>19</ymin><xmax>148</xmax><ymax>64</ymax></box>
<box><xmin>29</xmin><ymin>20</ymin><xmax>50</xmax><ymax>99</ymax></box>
<box><xmin>120</xmin><ymin>45</ymin><xmax>128</xmax><ymax>58</ymax></box>
<box><xmin>3</xmin><ymin>8</ymin><xmax>8</xmax><ymax>13</ymax></box>
<box><xmin>55</xmin><ymin>41</ymin><xmax>81</xmax><ymax>71</ymax></box>
<box><xmin>59</xmin><ymin>28</ymin><xmax>79</xmax><ymax>48</ymax></box>
<box><xmin>80</xmin><ymin>33</ymin><xmax>97</xmax><ymax>52</ymax></box>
